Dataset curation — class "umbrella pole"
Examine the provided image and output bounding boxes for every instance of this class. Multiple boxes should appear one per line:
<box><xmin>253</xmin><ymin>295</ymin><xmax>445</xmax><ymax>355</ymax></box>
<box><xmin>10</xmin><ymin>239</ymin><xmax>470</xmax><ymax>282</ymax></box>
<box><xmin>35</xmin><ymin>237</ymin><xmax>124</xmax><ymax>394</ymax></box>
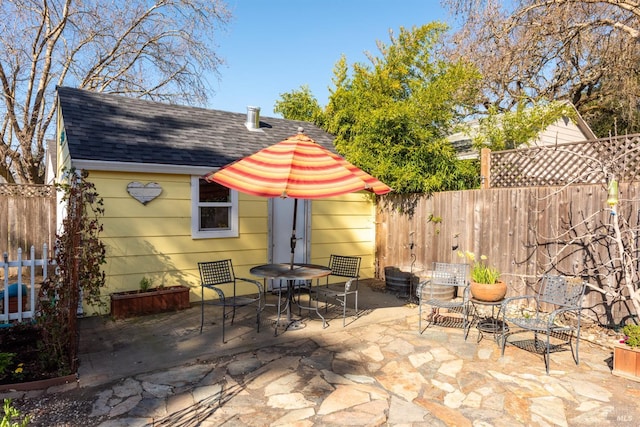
<box><xmin>290</xmin><ymin>199</ymin><xmax>298</xmax><ymax>269</ymax></box>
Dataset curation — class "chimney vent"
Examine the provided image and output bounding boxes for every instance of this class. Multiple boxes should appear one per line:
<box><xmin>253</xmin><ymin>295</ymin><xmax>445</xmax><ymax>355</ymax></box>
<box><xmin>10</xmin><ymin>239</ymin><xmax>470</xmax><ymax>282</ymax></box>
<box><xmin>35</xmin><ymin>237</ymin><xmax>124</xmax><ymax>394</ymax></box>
<box><xmin>245</xmin><ymin>106</ymin><xmax>261</xmax><ymax>131</ymax></box>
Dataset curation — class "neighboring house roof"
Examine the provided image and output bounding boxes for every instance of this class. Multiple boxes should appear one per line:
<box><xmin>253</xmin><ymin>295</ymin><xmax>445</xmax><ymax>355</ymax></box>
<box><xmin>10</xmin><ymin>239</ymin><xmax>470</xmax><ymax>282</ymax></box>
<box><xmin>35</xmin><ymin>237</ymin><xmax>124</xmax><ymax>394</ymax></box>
<box><xmin>56</xmin><ymin>86</ymin><xmax>336</xmax><ymax>175</ymax></box>
<box><xmin>448</xmin><ymin>103</ymin><xmax>597</xmax><ymax>160</ymax></box>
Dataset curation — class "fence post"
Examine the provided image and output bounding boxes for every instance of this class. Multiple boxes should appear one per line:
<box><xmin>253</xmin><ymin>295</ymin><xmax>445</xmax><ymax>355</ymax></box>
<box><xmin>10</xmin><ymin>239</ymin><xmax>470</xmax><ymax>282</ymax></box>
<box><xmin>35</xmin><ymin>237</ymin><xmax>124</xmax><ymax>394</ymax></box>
<box><xmin>2</xmin><ymin>252</ymin><xmax>7</xmax><ymax>320</ymax></box>
<box><xmin>480</xmin><ymin>148</ymin><xmax>491</xmax><ymax>189</ymax></box>
<box><xmin>17</xmin><ymin>248</ymin><xmax>23</xmax><ymax>322</ymax></box>
<box><xmin>30</xmin><ymin>245</ymin><xmax>37</xmax><ymax>319</ymax></box>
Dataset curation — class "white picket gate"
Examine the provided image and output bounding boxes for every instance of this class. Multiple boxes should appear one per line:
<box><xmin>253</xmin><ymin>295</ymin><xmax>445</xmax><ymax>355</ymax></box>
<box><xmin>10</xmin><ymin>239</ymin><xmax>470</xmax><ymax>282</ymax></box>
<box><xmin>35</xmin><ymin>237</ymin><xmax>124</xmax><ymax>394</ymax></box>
<box><xmin>0</xmin><ymin>244</ymin><xmax>52</xmax><ymax>323</ymax></box>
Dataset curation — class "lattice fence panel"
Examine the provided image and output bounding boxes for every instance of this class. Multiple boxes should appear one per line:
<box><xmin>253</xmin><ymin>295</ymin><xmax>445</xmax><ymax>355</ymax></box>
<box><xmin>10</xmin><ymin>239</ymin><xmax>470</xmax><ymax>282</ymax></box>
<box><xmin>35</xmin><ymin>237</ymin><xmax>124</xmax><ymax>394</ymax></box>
<box><xmin>490</xmin><ymin>134</ymin><xmax>640</xmax><ymax>188</ymax></box>
<box><xmin>0</xmin><ymin>184</ymin><xmax>54</xmax><ymax>197</ymax></box>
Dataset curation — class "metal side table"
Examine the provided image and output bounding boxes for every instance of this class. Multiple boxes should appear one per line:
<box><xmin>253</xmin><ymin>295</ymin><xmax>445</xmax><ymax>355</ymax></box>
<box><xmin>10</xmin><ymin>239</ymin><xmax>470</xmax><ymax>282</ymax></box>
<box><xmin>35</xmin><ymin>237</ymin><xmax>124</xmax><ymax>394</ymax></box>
<box><xmin>470</xmin><ymin>298</ymin><xmax>508</xmax><ymax>344</ymax></box>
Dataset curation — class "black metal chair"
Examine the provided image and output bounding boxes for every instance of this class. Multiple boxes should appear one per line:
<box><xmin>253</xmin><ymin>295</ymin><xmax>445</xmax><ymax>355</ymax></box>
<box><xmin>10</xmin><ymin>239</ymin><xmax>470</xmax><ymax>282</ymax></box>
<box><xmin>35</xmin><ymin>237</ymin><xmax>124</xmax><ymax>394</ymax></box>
<box><xmin>417</xmin><ymin>262</ymin><xmax>471</xmax><ymax>339</ymax></box>
<box><xmin>306</xmin><ymin>255</ymin><xmax>361</xmax><ymax>327</ymax></box>
<box><xmin>199</xmin><ymin>260</ymin><xmax>264</xmax><ymax>343</ymax></box>
<box><xmin>500</xmin><ymin>275</ymin><xmax>586</xmax><ymax>374</ymax></box>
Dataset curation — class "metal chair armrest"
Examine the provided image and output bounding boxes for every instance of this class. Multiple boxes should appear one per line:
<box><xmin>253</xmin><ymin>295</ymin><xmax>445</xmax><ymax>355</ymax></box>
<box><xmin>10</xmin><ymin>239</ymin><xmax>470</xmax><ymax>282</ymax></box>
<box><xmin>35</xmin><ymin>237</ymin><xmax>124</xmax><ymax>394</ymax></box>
<box><xmin>237</xmin><ymin>277</ymin><xmax>264</xmax><ymax>294</ymax></box>
<box><xmin>461</xmin><ymin>285</ymin><xmax>471</xmax><ymax>301</ymax></box>
<box><xmin>202</xmin><ymin>284</ymin><xmax>225</xmax><ymax>302</ymax></box>
<box><xmin>547</xmin><ymin>305</ymin><xmax>581</xmax><ymax>327</ymax></box>
<box><xmin>313</xmin><ymin>278</ymin><xmax>356</xmax><ymax>298</ymax></box>
<box><xmin>501</xmin><ymin>295</ymin><xmax>539</xmax><ymax>322</ymax></box>
<box><xmin>416</xmin><ymin>280</ymin><xmax>431</xmax><ymax>299</ymax></box>
<box><xmin>344</xmin><ymin>278</ymin><xmax>357</xmax><ymax>293</ymax></box>
<box><xmin>501</xmin><ymin>295</ymin><xmax>536</xmax><ymax>309</ymax></box>
<box><xmin>237</xmin><ymin>277</ymin><xmax>264</xmax><ymax>310</ymax></box>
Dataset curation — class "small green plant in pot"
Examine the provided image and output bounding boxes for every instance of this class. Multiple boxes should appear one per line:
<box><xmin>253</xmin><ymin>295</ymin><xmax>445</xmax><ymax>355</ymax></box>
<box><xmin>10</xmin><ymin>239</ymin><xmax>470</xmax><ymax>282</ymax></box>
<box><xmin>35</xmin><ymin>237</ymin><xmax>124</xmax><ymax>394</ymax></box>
<box><xmin>458</xmin><ymin>250</ymin><xmax>506</xmax><ymax>301</ymax></box>
<box><xmin>139</xmin><ymin>276</ymin><xmax>154</xmax><ymax>292</ymax></box>
<box><xmin>613</xmin><ymin>322</ymin><xmax>640</xmax><ymax>380</ymax></box>
<box><xmin>458</xmin><ymin>251</ymin><xmax>500</xmax><ymax>284</ymax></box>
<box><xmin>620</xmin><ymin>324</ymin><xmax>640</xmax><ymax>348</ymax></box>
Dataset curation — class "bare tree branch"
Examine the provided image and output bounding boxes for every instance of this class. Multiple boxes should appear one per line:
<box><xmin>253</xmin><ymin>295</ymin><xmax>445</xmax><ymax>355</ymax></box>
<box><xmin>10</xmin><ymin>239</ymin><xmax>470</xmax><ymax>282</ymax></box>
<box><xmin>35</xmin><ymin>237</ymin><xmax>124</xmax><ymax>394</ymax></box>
<box><xmin>0</xmin><ymin>0</ymin><xmax>231</xmax><ymax>183</ymax></box>
<box><xmin>442</xmin><ymin>0</ymin><xmax>640</xmax><ymax>137</ymax></box>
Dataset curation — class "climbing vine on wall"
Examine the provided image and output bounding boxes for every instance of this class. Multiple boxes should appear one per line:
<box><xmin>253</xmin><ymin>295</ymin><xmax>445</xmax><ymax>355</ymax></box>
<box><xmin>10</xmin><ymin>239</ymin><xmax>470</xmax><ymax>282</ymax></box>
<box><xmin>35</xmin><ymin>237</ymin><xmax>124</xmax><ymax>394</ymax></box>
<box><xmin>38</xmin><ymin>168</ymin><xmax>107</xmax><ymax>373</ymax></box>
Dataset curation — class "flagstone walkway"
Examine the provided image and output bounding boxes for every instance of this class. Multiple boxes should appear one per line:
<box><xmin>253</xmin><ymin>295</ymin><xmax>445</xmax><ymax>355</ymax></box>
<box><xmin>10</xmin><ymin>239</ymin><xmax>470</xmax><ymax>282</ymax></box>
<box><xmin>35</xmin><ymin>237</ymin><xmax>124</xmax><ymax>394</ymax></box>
<box><xmin>6</xmin><ymin>282</ymin><xmax>640</xmax><ymax>426</ymax></box>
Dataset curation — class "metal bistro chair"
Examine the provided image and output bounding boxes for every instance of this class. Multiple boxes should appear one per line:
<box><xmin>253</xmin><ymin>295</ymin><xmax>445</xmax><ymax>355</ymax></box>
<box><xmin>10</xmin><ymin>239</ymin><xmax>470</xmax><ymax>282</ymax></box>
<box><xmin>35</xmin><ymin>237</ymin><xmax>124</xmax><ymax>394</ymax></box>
<box><xmin>199</xmin><ymin>260</ymin><xmax>264</xmax><ymax>343</ymax></box>
<box><xmin>500</xmin><ymin>275</ymin><xmax>586</xmax><ymax>374</ymax></box>
<box><xmin>306</xmin><ymin>255</ymin><xmax>361</xmax><ymax>327</ymax></box>
<box><xmin>417</xmin><ymin>262</ymin><xmax>471</xmax><ymax>339</ymax></box>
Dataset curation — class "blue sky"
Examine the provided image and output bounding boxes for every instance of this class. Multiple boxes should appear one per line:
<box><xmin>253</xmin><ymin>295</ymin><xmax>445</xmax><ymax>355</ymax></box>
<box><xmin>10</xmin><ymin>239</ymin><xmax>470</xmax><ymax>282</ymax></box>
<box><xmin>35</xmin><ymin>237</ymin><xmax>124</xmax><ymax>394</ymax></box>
<box><xmin>209</xmin><ymin>1</ymin><xmax>450</xmax><ymax>118</ymax></box>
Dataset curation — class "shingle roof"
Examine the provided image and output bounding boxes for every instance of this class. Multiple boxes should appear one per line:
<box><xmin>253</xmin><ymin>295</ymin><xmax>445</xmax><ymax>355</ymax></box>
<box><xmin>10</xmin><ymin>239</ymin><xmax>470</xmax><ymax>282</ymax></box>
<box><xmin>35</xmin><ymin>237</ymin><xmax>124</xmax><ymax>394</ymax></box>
<box><xmin>56</xmin><ymin>86</ymin><xmax>336</xmax><ymax>170</ymax></box>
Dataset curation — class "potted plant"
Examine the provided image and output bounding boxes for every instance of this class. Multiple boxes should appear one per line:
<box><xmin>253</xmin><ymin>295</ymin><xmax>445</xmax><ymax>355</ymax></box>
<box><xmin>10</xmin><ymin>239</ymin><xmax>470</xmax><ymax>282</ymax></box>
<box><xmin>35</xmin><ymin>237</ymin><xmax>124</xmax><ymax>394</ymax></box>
<box><xmin>459</xmin><ymin>251</ymin><xmax>506</xmax><ymax>302</ymax></box>
<box><xmin>110</xmin><ymin>277</ymin><xmax>191</xmax><ymax>319</ymax></box>
<box><xmin>613</xmin><ymin>323</ymin><xmax>640</xmax><ymax>381</ymax></box>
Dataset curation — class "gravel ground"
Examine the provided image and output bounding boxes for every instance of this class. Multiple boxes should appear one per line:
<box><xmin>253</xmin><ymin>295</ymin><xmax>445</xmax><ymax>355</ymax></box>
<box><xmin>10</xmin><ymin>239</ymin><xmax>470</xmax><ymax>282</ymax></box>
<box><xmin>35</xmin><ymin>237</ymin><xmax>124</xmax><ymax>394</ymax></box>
<box><xmin>11</xmin><ymin>388</ymin><xmax>107</xmax><ymax>427</ymax></box>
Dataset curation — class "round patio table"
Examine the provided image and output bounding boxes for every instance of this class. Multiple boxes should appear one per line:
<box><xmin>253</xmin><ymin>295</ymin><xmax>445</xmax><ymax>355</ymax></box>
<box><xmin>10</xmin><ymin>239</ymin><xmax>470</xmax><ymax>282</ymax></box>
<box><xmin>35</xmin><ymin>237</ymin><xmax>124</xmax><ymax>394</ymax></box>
<box><xmin>250</xmin><ymin>263</ymin><xmax>331</xmax><ymax>334</ymax></box>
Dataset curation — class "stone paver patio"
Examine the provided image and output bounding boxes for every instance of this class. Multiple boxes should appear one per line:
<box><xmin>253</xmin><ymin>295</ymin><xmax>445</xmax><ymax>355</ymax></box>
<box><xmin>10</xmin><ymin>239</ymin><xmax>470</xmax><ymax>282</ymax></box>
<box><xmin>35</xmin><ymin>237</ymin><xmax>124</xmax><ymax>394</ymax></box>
<box><xmin>5</xmin><ymin>281</ymin><xmax>640</xmax><ymax>426</ymax></box>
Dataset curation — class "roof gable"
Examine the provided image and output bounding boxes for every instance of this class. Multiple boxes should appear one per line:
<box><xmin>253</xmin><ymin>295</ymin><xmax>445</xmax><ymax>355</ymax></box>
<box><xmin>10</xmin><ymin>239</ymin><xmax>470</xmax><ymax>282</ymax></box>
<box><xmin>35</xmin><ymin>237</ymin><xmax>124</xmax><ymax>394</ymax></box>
<box><xmin>448</xmin><ymin>102</ymin><xmax>597</xmax><ymax>160</ymax></box>
<box><xmin>56</xmin><ymin>86</ymin><xmax>336</xmax><ymax>171</ymax></box>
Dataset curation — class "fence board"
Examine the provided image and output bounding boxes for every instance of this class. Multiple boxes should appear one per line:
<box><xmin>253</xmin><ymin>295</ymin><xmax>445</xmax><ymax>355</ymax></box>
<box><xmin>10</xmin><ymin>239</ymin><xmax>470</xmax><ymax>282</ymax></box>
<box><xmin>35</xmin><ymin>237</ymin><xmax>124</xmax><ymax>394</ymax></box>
<box><xmin>0</xmin><ymin>184</ymin><xmax>56</xmax><ymax>262</ymax></box>
<box><xmin>376</xmin><ymin>182</ymin><xmax>640</xmax><ymax>325</ymax></box>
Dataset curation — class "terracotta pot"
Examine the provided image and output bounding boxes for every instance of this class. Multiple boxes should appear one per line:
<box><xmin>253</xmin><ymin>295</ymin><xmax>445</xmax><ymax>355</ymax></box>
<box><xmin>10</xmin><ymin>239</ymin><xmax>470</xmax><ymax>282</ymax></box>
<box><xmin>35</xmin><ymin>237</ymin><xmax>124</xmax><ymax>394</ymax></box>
<box><xmin>470</xmin><ymin>280</ymin><xmax>507</xmax><ymax>302</ymax></box>
<box><xmin>613</xmin><ymin>343</ymin><xmax>640</xmax><ymax>382</ymax></box>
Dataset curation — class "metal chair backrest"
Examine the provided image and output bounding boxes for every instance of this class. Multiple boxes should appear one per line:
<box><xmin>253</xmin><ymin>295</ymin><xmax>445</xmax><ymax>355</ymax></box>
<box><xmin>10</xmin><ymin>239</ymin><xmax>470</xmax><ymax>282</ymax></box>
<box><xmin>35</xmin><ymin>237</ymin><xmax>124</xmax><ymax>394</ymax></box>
<box><xmin>328</xmin><ymin>255</ymin><xmax>361</xmax><ymax>279</ymax></box>
<box><xmin>539</xmin><ymin>275</ymin><xmax>585</xmax><ymax>308</ymax></box>
<box><xmin>199</xmin><ymin>259</ymin><xmax>235</xmax><ymax>287</ymax></box>
<box><xmin>431</xmin><ymin>262</ymin><xmax>469</xmax><ymax>287</ymax></box>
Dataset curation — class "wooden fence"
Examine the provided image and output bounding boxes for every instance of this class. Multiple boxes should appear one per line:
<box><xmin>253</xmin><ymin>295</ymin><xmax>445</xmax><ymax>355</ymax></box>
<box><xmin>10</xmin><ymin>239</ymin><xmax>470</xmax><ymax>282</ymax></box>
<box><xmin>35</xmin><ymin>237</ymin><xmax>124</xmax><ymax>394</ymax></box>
<box><xmin>0</xmin><ymin>245</ymin><xmax>52</xmax><ymax>323</ymax></box>
<box><xmin>376</xmin><ymin>182</ymin><xmax>640</xmax><ymax>326</ymax></box>
<box><xmin>0</xmin><ymin>184</ymin><xmax>56</xmax><ymax>259</ymax></box>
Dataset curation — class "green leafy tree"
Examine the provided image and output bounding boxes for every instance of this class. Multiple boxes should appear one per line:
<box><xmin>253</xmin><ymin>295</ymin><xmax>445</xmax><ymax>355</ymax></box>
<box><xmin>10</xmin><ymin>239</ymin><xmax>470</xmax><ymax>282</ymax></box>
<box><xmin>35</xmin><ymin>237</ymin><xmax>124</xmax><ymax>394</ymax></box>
<box><xmin>274</xmin><ymin>85</ymin><xmax>324</xmax><ymax>124</ymax></box>
<box><xmin>472</xmin><ymin>100</ymin><xmax>577</xmax><ymax>152</ymax></box>
<box><xmin>323</xmin><ymin>23</ymin><xmax>482</xmax><ymax>194</ymax></box>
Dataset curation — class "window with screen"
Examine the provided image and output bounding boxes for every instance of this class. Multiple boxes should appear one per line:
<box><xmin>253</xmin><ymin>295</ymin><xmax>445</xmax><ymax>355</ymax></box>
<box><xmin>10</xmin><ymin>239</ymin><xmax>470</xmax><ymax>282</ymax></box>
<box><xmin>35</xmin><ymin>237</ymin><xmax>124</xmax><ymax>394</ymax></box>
<box><xmin>191</xmin><ymin>177</ymin><xmax>238</xmax><ymax>238</ymax></box>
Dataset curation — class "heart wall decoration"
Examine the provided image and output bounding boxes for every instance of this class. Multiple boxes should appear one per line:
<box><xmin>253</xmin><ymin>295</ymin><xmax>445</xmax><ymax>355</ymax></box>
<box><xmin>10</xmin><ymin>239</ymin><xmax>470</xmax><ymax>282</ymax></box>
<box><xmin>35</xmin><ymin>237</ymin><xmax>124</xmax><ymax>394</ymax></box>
<box><xmin>127</xmin><ymin>182</ymin><xmax>162</xmax><ymax>205</ymax></box>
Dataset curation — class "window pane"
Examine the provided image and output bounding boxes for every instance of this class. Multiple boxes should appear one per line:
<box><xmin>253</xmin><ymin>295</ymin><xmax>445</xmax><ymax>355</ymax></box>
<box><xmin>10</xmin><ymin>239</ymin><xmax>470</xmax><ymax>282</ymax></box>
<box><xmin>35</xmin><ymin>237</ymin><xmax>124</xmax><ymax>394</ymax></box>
<box><xmin>200</xmin><ymin>207</ymin><xmax>230</xmax><ymax>230</ymax></box>
<box><xmin>199</xmin><ymin>179</ymin><xmax>230</xmax><ymax>203</ymax></box>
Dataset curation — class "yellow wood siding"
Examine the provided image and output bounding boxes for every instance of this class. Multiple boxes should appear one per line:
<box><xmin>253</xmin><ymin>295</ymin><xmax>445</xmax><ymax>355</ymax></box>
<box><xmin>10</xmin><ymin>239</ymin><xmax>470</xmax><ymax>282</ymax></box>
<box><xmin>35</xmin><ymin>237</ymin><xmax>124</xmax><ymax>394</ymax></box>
<box><xmin>310</xmin><ymin>192</ymin><xmax>377</xmax><ymax>281</ymax></box>
<box><xmin>83</xmin><ymin>171</ymin><xmax>269</xmax><ymax>313</ymax></box>
<box><xmin>76</xmin><ymin>171</ymin><xmax>378</xmax><ymax>314</ymax></box>
<box><xmin>56</xmin><ymin>116</ymin><xmax>72</xmax><ymax>177</ymax></box>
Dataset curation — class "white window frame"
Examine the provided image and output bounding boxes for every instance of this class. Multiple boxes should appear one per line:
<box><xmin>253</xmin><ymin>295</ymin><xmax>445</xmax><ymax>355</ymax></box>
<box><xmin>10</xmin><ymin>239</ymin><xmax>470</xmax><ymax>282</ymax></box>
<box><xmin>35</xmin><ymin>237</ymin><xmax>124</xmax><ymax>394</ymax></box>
<box><xmin>191</xmin><ymin>176</ymin><xmax>238</xmax><ymax>238</ymax></box>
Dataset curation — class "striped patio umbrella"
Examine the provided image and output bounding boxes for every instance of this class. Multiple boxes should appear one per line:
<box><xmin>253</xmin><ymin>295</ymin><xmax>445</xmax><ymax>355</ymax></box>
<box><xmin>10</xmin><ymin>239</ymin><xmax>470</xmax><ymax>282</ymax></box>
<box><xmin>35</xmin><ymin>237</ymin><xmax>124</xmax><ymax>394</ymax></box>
<box><xmin>203</xmin><ymin>132</ymin><xmax>391</xmax><ymax>266</ymax></box>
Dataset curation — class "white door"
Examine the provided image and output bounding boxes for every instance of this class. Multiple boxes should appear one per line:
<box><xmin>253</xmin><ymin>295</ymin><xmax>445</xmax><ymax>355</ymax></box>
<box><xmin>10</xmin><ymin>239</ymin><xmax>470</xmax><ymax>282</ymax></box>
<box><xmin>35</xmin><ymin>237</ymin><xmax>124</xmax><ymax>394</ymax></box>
<box><xmin>269</xmin><ymin>198</ymin><xmax>309</xmax><ymax>290</ymax></box>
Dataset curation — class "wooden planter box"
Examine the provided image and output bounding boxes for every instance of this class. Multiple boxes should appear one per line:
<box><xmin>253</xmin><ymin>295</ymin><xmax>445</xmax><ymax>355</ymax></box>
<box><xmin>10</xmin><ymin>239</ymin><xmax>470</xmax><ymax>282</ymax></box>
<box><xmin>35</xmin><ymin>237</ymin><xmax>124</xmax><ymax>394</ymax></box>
<box><xmin>613</xmin><ymin>343</ymin><xmax>640</xmax><ymax>382</ymax></box>
<box><xmin>110</xmin><ymin>286</ymin><xmax>191</xmax><ymax>319</ymax></box>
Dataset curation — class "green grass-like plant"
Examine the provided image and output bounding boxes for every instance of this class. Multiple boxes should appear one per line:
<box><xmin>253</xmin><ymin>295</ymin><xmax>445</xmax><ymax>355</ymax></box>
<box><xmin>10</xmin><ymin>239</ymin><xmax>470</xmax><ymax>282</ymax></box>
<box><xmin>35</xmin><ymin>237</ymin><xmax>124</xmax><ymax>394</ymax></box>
<box><xmin>139</xmin><ymin>277</ymin><xmax>153</xmax><ymax>292</ymax></box>
<box><xmin>1</xmin><ymin>399</ymin><xmax>30</xmax><ymax>426</ymax></box>
<box><xmin>458</xmin><ymin>251</ymin><xmax>501</xmax><ymax>284</ymax></box>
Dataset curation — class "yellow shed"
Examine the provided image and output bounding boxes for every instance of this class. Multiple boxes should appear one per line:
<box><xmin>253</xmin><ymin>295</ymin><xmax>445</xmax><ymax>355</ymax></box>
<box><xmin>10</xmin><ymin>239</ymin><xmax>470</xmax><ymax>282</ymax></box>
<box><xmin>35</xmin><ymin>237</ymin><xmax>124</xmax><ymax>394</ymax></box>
<box><xmin>55</xmin><ymin>87</ymin><xmax>381</xmax><ymax>314</ymax></box>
